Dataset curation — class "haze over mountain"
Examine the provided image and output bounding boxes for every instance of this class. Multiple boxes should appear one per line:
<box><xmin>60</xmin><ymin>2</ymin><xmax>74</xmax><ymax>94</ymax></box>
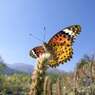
<box><xmin>7</xmin><ymin>63</ymin><xmax>34</xmax><ymax>74</ymax></box>
<box><xmin>0</xmin><ymin>63</ymin><xmax>20</xmax><ymax>75</ymax></box>
<box><xmin>8</xmin><ymin>63</ymin><xmax>61</xmax><ymax>74</ymax></box>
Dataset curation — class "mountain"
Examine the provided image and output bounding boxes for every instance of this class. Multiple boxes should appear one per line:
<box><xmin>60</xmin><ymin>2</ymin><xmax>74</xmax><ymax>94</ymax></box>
<box><xmin>7</xmin><ymin>63</ymin><xmax>62</xmax><ymax>74</ymax></box>
<box><xmin>7</xmin><ymin>63</ymin><xmax>34</xmax><ymax>74</ymax></box>
<box><xmin>0</xmin><ymin>63</ymin><xmax>19</xmax><ymax>75</ymax></box>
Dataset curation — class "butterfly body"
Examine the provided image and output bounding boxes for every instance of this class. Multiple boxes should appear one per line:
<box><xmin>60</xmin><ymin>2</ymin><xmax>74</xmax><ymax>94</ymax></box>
<box><xmin>30</xmin><ymin>25</ymin><xmax>81</xmax><ymax>67</ymax></box>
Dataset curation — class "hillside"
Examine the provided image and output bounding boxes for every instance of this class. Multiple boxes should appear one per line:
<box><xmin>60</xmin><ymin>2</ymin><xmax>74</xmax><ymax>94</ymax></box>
<box><xmin>0</xmin><ymin>63</ymin><xmax>18</xmax><ymax>75</ymax></box>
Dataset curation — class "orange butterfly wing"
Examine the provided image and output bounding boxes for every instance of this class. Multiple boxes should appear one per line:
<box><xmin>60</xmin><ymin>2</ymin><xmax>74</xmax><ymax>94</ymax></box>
<box><xmin>30</xmin><ymin>46</ymin><xmax>45</xmax><ymax>58</ymax></box>
<box><xmin>47</xmin><ymin>25</ymin><xmax>81</xmax><ymax>67</ymax></box>
<box><xmin>47</xmin><ymin>31</ymin><xmax>73</xmax><ymax>67</ymax></box>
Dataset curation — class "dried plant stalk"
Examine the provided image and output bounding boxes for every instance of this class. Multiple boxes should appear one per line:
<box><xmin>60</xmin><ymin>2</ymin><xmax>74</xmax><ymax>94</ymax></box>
<box><xmin>44</xmin><ymin>76</ymin><xmax>52</xmax><ymax>95</ymax></box>
<box><xmin>56</xmin><ymin>78</ymin><xmax>62</xmax><ymax>95</ymax></box>
<box><xmin>44</xmin><ymin>76</ymin><xmax>49</xmax><ymax>95</ymax></box>
<box><xmin>29</xmin><ymin>52</ymin><xmax>50</xmax><ymax>95</ymax></box>
<box><xmin>47</xmin><ymin>78</ymin><xmax>52</xmax><ymax>95</ymax></box>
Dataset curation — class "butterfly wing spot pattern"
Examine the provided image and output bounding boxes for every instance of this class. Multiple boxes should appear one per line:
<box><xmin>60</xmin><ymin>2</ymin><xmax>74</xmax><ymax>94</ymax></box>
<box><xmin>30</xmin><ymin>25</ymin><xmax>81</xmax><ymax>67</ymax></box>
<box><xmin>47</xmin><ymin>43</ymin><xmax>73</xmax><ymax>67</ymax></box>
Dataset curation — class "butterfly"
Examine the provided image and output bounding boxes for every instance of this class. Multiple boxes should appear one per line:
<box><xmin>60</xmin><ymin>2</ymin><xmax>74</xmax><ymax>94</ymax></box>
<box><xmin>30</xmin><ymin>25</ymin><xmax>81</xmax><ymax>67</ymax></box>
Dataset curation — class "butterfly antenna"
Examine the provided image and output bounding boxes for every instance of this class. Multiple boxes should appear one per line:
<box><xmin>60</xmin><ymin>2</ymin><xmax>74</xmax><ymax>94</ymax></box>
<box><xmin>43</xmin><ymin>26</ymin><xmax>46</xmax><ymax>42</ymax></box>
<box><xmin>29</xmin><ymin>33</ymin><xmax>43</xmax><ymax>42</ymax></box>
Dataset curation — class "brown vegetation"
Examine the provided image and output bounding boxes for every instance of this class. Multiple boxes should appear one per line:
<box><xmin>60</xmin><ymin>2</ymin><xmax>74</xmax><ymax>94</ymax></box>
<box><xmin>29</xmin><ymin>54</ymin><xmax>95</xmax><ymax>95</ymax></box>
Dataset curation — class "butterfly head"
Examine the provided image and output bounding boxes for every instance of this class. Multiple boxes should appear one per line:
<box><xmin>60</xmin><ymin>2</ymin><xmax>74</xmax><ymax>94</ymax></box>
<box><xmin>64</xmin><ymin>25</ymin><xmax>81</xmax><ymax>39</ymax></box>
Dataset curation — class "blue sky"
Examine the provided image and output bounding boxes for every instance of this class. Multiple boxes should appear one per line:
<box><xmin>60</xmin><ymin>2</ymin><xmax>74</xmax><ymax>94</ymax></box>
<box><xmin>0</xmin><ymin>0</ymin><xmax>95</xmax><ymax>71</ymax></box>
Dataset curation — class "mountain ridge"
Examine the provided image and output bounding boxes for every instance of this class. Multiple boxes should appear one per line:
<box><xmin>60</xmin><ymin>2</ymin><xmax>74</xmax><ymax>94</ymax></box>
<box><xmin>7</xmin><ymin>63</ymin><xmax>34</xmax><ymax>74</ymax></box>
